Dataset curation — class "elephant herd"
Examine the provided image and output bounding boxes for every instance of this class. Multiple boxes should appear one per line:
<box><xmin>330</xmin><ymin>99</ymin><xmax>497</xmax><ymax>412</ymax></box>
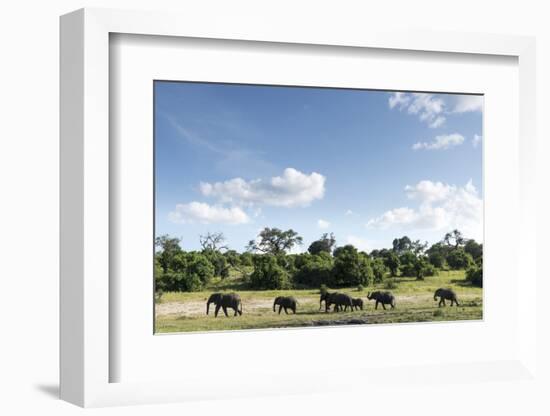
<box><xmin>205</xmin><ymin>288</ymin><xmax>460</xmax><ymax>317</ymax></box>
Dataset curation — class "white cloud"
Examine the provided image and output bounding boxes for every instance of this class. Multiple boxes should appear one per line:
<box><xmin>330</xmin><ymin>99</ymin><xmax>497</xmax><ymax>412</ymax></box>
<box><xmin>346</xmin><ymin>235</ymin><xmax>373</xmax><ymax>253</ymax></box>
<box><xmin>453</xmin><ymin>95</ymin><xmax>483</xmax><ymax>113</ymax></box>
<box><xmin>388</xmin><ymin>92</ymin><xmax>411</xmax><ymax>109</ymax></box>
<box><xmin>200</xmin><ymin>168</ymin><xmax>326</xmax><ymax>208</ymax></box>
<box><xmin>366</xmin><ymin>180</ymin><xmax>483</xmax><ymax>240</ymax></box>
<box><xmin>317</xmin><ymin>219</ymin><xmax>330</xmax><ymax>229</ymax></box>
<box><xmin>472</xmin><ymin>134</ymin><xmax>482</xmax><ymax>148</ymax></box>
<box><xmin>389</xmin><ymin>93</ymin><xmax>483</xmax><ymax>127</ymax></box>
<box><xmin>412</xmin><ymin>133</ymin><xmax>465</xmax><ymax>151</ymax></box>
<box><xmin>405</xmin><ymin>180</ymin><xmax>453</xmax><ymax>203</ymax></box>
<box><xmin>345</xmin><ymin>209</ymin><xmax>354</xmax><ymax>216</ymax></box>
<box><xmin>169</xmin><ymin>202</ymin><xmax>250</xmax><ymax>225</ymax></box>
<box><xmin>389</xmin><ymin>92</ymin><xmax>446</xmax><ymax>128</ymax></box>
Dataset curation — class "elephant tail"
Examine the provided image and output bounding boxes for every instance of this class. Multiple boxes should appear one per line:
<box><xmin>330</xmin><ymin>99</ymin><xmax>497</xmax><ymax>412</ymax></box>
<box><xmin>239</xmin><ymin>301</ymin><xmax>243</xmax><ymax>315</ymax></box>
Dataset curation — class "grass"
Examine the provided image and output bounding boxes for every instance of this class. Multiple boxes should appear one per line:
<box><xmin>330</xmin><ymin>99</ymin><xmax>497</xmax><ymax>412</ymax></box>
<box><xmin>155</xmin><ymin>270</ymin><xmax>482</xmax><ymax>333</ymax></box>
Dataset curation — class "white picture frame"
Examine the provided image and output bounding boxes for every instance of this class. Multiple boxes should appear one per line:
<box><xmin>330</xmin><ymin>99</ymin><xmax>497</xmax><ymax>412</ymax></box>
<box><xmin>60</xmin><ymin>7</ymin><xmax>538</xmax><ymax>408</ymax></box>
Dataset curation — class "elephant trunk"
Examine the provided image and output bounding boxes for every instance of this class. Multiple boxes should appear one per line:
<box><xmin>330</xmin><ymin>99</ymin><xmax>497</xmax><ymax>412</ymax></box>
<box><xmin>433</xmin><ymin>293</ymin><xmax>438</xmax><ymax>301</ymax></box>
<box><xmin>206</xmin><ymin>301</ymin><xmax>211</xmax><ymax>315</ymax></box>
<box><xmin>273</xmin><ymin>300</ymin><xmax>277</xmax><ymax>312</ymax></box>
<box><xmin>367</xmin><ymin>292</ymin><xmax>371</xmax><ymax>300</ymax></box>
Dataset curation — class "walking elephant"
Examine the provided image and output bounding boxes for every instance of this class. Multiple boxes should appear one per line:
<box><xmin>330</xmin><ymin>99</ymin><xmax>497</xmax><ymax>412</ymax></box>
<box><xmin>434</xmin><ymin>288</ymin><xmax>459</xmax><ymax>307</ymax></box>
<box><xmin>351</xmin><ymin>298</ymin><xmax>364</xmax><ymax>311</ymax></box>
<box><xmin>206</xmin><ymin>293</ymin><xmax>243</xmax><ymax>317</ymax></box>
<box><xmin>366</xmin><ymin>291</ymin><xmax>395</xmax><ymax>310</ymax></box>
<box><xmin>320</xmin><ymin>292</ymin><xmax>354</xmax><ymax>312</ymax></box>
<box><xmin>273</xmin><ymin>296</ymin><xmax>298</xmax><ymax>314</ymax></box>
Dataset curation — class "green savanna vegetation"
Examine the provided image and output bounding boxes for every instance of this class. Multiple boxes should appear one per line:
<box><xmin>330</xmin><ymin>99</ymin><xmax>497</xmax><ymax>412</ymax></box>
<box><xmin>155</xmin><ymin>228</ymin><xmax>483</xmax><ymax>333</ymax></box>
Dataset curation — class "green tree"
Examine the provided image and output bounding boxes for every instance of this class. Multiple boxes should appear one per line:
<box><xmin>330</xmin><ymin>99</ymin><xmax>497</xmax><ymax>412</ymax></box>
<box><xmin>426</xmin><ymin>242</ymin><xmax>449</xmax><ymax>269</ymax></box>
<box><xmin>155</xmin><ymin>235</ymin><xmax>182</xmax><ymax>273</ymax></box>
<box><xmin>371</xmin><ymin>257</ymin><xmax>388</xmax><ymax>283</ymax></box>
<box><xmin>411</xmin><ymin>239</ymin><xmax>428</xmax><ymax>256</ymax></box>
<box><xmin>308</xmin><ymin>233</ymin><xmax>336</xmax><ymax>255</ymax></box>
<box><xmin>249</xmin><ymin>255</ymin><xmax>290</xmax><ymax>289</ymax></box>
<box><xmin>239</xmin><ymin>252</ymin><xmax>254</xmax><ymax>267</ymax></box>
<box><xmin>293</xmin><ymin>252</ymin><xmax>334</xmax><ymax>287</ymax></box>
<box><xmin>202</xmin><ymin>249</ymin><xmax>228</xmax><ymax>278</ymax></box>
<box><xmin>413</xmin><ymin>257</ymin><xmax>431</xmax><ymax>280</ymax></box>
<box><xmin>332</xmin><ymin>245</ymin><xmax>373</xmax><ymax>287</ymax></box>
<box><xmin>185</xmin><ymin>252</ymin><xmax>215</xmax><ymax>286</ymax></box>
<box><xmin>392</xmin><ymin>236</ymin><xmax>413</xmax><ymax>255</ymax></box>
<box><xmin>247</xmin><ymin>227</ymin><xmax>303</xmax><ymax>255</ymax></box>
<box><xmin>446</xmin><ymin>248</ymin><xmax>474</xmax><ymax>269</ymax></box>
<box><xmin>464</xmin><ymin>239</ymin><xmax>483</xmax><ymax>261</ymax></box>
<box><xmin>398</xmin><ymin>251</ymin><xmax>417</xmax><ymax>276</ymax></box>
<box><xmin>383</xmin><ymin>251</ymin><xmax>400</xmax><ymax>277</ymax></box>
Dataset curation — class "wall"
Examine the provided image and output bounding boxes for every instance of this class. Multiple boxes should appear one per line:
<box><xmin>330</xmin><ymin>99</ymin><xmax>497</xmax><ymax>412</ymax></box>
<box><xmin>0</xmin><ymin>1</ymin><xmax>548</xmax><ymax>414</ymax></box>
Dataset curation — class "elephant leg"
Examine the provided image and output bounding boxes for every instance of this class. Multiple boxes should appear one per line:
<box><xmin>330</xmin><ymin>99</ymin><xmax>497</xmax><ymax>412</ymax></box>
<box><xmin>222</xmin><ymin>306</ymin><xmax>229</xmax><ymax>317</ymax></box>
<box><xmin>438</xmin><ymin>299</ymin><xmax>443</xmax><ymax>307</ymax></box>
<box><xmin>382</xmin><ymin>303</ymin><xmax>386</xmax><ymax>310</ymax></box>
<box><xmin>375</xmin><ymin>301</ymin><xmax>379</xmax><ymax>310</ymax></box>
<box><xmin>234</xmin><ymin>306</ymin><xmax>238</xmax><ymax>316</ymax></box>
<box><xmin>284</xmin><ymin>307</ymin><xmax>289</xmax><ymax>315</ymax></box>
<box><xmin>455</xmin><ymin>299</ymin><xmax>459</xmax><ymax>307</ymax></box>
<box><xmin>278</xmin><ymin>305</ymin><xmax>282</xmax><ymax>315</ymax></box>
<box><xmin>214</xmin><ymin>304</ymin><xmax>221</xmax><ymax>317</ymax></box>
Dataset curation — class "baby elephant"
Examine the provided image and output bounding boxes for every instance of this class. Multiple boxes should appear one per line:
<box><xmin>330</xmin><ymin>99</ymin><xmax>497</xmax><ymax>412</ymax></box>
<box><xmin>351</xmin><ymin>298</ymin><xmax>364</xmax><ymax>311</ymax></box>
<box><xmin>206</xmin><ymin>293</ymin><xmax>243</xmax><ymax>317</ymax></box>
<box><xmin>366</xmin><ymin>291</ymin><xmax>396</xmax><ymax>310</ymax></box>
<box><xmin>273</xmin><ymin>296</ymin><xmax>298</xmax><ymax>314</ymax></box>
<box><xmin>434</xmin><ymin>288</ymin><xmax>459</xmax><ymax>307</ymax></box>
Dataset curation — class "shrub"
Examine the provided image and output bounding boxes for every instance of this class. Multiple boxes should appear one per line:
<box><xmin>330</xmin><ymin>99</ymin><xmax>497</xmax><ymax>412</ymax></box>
<box><xmin>357</xmin><ymin>284</ymin><xmax>364</xmax><ymax>292</ymax></box>
<box><xmin>466</xmin><ymin>265</ymin><xmax>483</xmax><ymax>287</ymax></box>
<box><xmin>158</xmin><ymin>272</ymin><xmax>202</xmax><ymax>292</ymax></box>
<box><xmin>249</xmin><ymin>255</ymin><xmax>290</xmax><ymax>289</ymax></box>
<box><xmin>423</xmin><ymin>262</ymin><xmax>438</xmax><ymax>277</ymax></box>
<box><xmin>320</xmin><ymin>284</ymin><xmax>328</xmax><ymax>295</ymax></box>
<box><xmin>433</xmin><ymin>309</ymin><xmax>444</xmax><ymax>317</ymax></box>
<box><xmin>156</xmin><ymin>252</ymin><xmax>215</xmax><ymax>292</ymax></box>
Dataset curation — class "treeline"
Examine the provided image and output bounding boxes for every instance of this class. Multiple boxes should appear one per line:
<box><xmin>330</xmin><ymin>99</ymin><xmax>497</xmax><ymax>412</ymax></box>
<box><xmin>155</xmin><ymin>228</ymin><xmax>483</xmax><ymax>293</ymax></box>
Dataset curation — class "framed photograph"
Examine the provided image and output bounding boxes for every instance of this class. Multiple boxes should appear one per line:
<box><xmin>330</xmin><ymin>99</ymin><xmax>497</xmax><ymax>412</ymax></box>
<box><xmin>60</xmin><ymin>8</ymin><xmax>538</xmax><ymax>408</ymax></box>
<box><xmin>152</xmin><ymin>80</ymin><xmax>484</xmax><ymax>334</ymax></box>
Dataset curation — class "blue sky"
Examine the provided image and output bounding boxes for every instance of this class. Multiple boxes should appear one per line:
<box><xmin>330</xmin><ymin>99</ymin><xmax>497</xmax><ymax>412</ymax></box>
<box><xmin>155</xmin><ymin>81</ymin><xmax>483</xmax><ymax>252</ymax></box>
